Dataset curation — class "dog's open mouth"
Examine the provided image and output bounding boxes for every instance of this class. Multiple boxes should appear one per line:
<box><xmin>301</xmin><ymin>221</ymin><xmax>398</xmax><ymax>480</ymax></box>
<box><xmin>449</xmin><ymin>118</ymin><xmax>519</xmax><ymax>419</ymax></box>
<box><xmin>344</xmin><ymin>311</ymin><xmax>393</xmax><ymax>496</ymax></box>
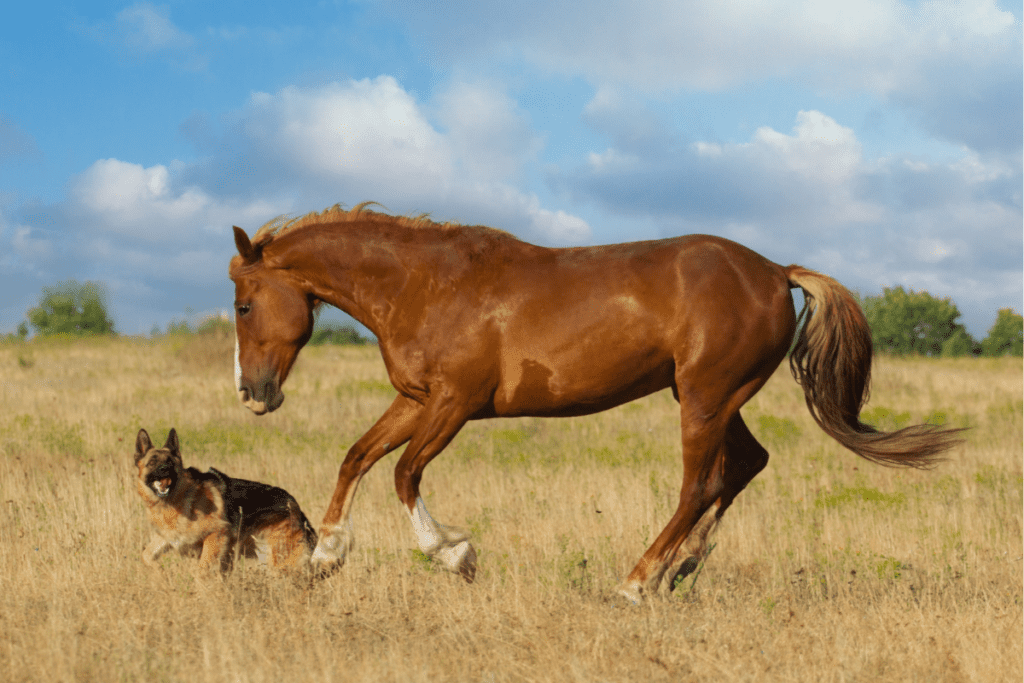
<box><xmin>151</xmin><ymin>477</ymin><xmax>173</xmax><ymax>497</ymax></box>
<box><xmin>147</xmin><ymin>464</ymin><xmax>176</xmax><ymax>498</ymax></box>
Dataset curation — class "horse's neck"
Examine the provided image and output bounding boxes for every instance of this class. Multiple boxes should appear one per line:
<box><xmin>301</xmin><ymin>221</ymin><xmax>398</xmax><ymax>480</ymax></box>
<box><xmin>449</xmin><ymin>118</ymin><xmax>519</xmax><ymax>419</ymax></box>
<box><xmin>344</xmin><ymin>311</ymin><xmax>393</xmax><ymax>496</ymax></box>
<box><xmin>286</xmin><ymin>225</ymin><xmax>422</xmax><ymax>336</ymax></box>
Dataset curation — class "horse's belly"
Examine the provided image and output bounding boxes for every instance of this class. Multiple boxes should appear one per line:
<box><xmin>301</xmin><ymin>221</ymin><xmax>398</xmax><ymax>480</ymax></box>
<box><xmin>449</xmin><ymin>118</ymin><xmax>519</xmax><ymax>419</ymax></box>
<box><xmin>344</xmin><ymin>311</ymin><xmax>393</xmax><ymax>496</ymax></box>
<box><xmin>492</xmin><ymin>351</ymin><xmax>675</xmax><ymax>418</ymax></box>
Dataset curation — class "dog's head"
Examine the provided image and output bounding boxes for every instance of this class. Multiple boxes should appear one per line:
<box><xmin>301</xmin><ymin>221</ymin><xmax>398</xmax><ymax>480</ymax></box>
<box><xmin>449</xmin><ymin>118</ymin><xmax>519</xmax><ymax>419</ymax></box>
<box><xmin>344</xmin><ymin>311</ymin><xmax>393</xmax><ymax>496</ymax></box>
<box><xmin>134</xmin><ymin>428</ymin><xmax>184</xmax><ymax>499</ymax></box>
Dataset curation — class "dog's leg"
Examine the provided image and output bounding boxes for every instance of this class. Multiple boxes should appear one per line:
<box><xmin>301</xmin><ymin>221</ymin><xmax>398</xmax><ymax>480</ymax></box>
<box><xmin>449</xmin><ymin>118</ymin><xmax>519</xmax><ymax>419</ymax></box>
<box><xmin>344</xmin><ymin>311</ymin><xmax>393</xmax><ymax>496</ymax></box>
<box><xmin>142</xmin><ymin>534</ymin><xmax>172</xmax><ymax>567</ymax></box>
<box><xmin>258</xmin><ymin>517</ymin><xmax>312</xmax><ymax>570</ymax></box>
<box><xmin>197</xmin><ymin>531</ymin><xmax>233</xmax><ymax>573</ymax></box>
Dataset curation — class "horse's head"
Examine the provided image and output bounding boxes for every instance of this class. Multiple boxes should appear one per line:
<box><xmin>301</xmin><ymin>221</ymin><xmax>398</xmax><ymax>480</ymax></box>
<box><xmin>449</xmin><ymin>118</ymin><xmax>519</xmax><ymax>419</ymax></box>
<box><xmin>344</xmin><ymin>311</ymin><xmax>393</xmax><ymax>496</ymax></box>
<box><xmin>230</xmin><ymin>226</ymin><xmax>315</xmax><ymax>415</ymax></box>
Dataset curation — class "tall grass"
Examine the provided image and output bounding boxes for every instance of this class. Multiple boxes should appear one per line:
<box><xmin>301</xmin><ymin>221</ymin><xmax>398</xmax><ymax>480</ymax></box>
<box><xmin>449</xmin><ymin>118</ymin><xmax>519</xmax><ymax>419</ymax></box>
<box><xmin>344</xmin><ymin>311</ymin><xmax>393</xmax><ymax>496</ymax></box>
<box><xmin>0</xmin><ymin>336</ymin><xmax>1020</xmax><ymax>682</ymax></box>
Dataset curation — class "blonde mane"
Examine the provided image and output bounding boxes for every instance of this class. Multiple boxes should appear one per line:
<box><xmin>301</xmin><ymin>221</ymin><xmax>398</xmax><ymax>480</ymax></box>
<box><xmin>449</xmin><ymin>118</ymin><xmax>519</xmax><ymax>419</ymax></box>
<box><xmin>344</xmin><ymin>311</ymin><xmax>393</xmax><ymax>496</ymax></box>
<box><xmin>250</xmin><ymin>202</ymin><xmax>511</xmax><ymax>248</ymax></box>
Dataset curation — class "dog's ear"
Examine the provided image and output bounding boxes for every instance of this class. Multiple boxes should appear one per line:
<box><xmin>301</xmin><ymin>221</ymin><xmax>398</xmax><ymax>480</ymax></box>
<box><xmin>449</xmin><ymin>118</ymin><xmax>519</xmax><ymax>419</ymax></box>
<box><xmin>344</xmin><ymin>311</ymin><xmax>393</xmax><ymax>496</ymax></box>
<box><xmin>164</xmin><ymin>428</ymin><xmax>180</xmax><ymax>458</ymax></box>
<box><xmin>135</xmin><ymin>429</ymin><xmax>152</xmax><ymax>464</ymax></box>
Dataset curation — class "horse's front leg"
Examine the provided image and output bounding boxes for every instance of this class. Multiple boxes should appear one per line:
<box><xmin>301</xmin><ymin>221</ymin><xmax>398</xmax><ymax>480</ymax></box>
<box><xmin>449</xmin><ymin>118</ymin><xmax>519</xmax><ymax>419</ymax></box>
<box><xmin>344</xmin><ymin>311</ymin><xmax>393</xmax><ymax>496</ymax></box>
<box><xmin>312</xmin><ymin>395</ymin><xmax>421</xmax><ymax>575</ymax></box>
<box><xmin>393</xmin><ymin>389</ymin><xmax>476</xmax><ymax>581</ymax></box>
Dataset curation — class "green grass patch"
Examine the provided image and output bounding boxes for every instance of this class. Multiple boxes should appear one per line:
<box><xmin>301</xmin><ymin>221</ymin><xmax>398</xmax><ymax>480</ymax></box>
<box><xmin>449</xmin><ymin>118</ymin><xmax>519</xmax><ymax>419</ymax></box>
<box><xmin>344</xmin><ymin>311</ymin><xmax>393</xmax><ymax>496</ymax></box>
<box><xmin>1</xmin><ymin>415</ymin><xmax>87</xmax><ymax>460</ymax></box>
<box><xmin>986</xmin><ymin>399</ymin><xmax>1023</xmax><ymax>428</ymax></box>
<box><xmin>874</xmin><ymin>555</ymin><xmax>905</xmax><ymax>581</ymax></box>
<box><xmin>489</xmin><ymin>428</ymin><xmax>531</xmax><ymax>466</ymax></box>
<box><xmin>553</xmin><ymin>536</ymin><xmax>591</xmax><ymax>593</ymax></box>
<box><xmin>354</xmin><ymin>380</ymin><xmax>396</xmax><ymax>395</ymax></box>
<box><xmin>410</xmin><ymin>549</ymin><xmax>435</xmax><ymax>572</ymax></box>
<box><xmin>974</xmin><ymin>465</ymin><xmax>1008</xmax><ymax>489</ymax></box>
<box><xmin>815</xmin><ymin>485</ymin><xmax>906</xmax><ymax>510</ymax></box>
<box><xmin>756</xmin><ymin>415</ymin><xmax>801</xmax><ymax>448</ymax></box>
<box><xmin>860</xmin><ymin>406</ymin><xmax>912</xmax><ymax>431</ymax></box>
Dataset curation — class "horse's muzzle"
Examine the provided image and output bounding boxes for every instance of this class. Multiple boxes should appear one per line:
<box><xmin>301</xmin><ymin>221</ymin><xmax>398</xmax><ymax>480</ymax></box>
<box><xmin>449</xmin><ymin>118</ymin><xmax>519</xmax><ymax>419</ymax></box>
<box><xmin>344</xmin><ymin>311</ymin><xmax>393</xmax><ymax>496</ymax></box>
<box><xmin>238</xmin><ymin>383</ymin><xmax>285</xmax><ymax>415</ymax></box>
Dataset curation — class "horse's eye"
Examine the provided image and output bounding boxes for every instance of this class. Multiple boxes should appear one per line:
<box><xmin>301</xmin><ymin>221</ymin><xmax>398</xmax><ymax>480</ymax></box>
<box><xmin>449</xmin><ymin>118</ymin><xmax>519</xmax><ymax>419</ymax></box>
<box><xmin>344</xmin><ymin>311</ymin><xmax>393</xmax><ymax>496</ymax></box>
<box><xmin>237</xmin><ymin>304</ymin><xmax>251</xmax><ymax>317</ymax></box>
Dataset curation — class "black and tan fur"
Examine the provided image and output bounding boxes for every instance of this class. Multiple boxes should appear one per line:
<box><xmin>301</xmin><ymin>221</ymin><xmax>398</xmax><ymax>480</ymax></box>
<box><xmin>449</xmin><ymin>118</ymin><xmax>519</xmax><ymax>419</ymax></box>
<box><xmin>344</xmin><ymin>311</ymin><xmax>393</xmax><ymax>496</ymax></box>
<box><xmin>134</xmin><ymin>428</ymin><xmax>316</xmax><ymax>573</ymax></box>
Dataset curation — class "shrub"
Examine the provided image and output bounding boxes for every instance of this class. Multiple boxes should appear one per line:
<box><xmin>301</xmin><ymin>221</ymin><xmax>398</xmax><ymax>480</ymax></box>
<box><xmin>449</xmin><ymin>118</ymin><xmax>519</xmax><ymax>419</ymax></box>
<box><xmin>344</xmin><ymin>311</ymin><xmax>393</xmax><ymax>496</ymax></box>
<box><xmin>981</xmin><ymin>308</ymin><xmax>1023</xmax><ymax>357</ymax></box>
<box><xmin>26</xmin><ymin>280</ymin><xmax>115</xmax><ymax>337</ymax></box>
<box><xmin>308</xmin><ymin>323</ymin><xmax>371</xmax><ymax>346</ymax></box>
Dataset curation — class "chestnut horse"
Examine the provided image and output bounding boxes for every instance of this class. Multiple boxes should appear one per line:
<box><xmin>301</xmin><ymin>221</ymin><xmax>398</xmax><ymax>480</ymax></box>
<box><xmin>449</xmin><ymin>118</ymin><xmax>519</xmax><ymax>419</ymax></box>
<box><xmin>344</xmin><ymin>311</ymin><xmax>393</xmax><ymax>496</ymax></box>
<box><xmin>229</xmin><ymin>204</ymin><xmax>961</xmax><ymax>602</ymax></box>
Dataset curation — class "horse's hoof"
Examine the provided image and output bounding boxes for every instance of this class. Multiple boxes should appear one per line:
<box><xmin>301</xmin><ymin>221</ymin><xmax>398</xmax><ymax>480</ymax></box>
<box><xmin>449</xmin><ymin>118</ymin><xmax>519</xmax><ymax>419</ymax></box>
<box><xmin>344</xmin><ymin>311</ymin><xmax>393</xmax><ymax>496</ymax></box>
<box><xmin>438</xmin><ymin>540</ymin><xmax>477</xmax><ymax>583</ymax></box>
<box><xmin>668</xmin><ymin>556</ymin><xmax>701</xmax><ymax>591</ymax></box>
<box><xmin>310</xmin><ymin>557</ymin><xmax>341</xmax><ymax>580</ymax></box>
<box><xmin>310</xmin><ymin>525</ymin><xmax>351</xmax><ymax>578</ymax></box>
<box><xmin>617</xmin><ymin>581</ymin><xmax>644</xmax><ymax>605</ymax></box>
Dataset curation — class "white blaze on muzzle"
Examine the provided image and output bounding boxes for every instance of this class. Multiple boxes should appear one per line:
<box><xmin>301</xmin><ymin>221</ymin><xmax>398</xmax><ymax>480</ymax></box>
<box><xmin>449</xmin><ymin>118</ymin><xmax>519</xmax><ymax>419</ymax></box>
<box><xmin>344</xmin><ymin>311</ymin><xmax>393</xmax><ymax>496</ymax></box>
<box><xmin>234</xmin><ymin>334</ymin><xmax>242</xmax><ymax>392</ymax></box>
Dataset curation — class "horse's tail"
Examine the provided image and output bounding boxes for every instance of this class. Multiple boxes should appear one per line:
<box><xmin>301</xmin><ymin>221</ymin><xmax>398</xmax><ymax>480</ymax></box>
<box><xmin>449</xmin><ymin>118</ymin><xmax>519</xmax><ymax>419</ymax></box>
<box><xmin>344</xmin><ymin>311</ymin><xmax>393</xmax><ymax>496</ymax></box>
<box><xmin>784</xmin><ymin>265</ymin><xmax>964</xmax><ymax>468</ymax></box>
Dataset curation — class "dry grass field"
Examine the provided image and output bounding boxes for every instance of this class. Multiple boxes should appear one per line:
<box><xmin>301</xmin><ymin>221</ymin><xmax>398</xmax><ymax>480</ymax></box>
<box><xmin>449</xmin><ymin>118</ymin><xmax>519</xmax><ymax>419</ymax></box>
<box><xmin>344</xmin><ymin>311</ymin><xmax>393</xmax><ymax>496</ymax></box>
<box><xmin>0</xmin><ymin>331</ymin><xmax>1020</xmax><ymax>682</ymax></box>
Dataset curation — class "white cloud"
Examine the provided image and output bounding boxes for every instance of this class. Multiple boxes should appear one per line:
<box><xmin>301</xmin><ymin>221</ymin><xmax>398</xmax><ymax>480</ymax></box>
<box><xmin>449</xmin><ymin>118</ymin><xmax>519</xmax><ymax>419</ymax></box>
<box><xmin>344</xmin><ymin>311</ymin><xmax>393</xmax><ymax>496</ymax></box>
<box><xmin>388</xmin><ymin>0</ymin><xmax>1017</xmax><ymax>87</ymax></box>
<box><xmin>0</xmin><ymin>224</ymin><xmax>52</xmax><ymax>283</ymax></box>
<box><xmin>213</xmin><ymin>77</ymin><xmax>589</xmax><ymax>243</ymax></box>
<box><xmin>78</xmin><ymin>2</ymin><xmax>207</xmax><ymax>71</ymax></box>
<box><xmin>570</xmin><ymin>109</ymin><xmax>882</xmax><ymax>228</ymax></box>
<box><xmin>10</xmin><ymin>77</ymin><xmax>590</xmax><ymax>334</ymax></box>
<box><xmin>11</xmin><ymin>226</ymin><xmax>52</xmax><ymax>262</ymax></box>
<box><xmin>749</xmin><ymin>111</ymin><xmax>862</xmax><ymax>183</ymax></box>
<box><xmin>73</xmin><ymin>160</ymin><xmax>204</xmax><ymax>232</ymax></box>
<box><xmin>385</xmin><ymin>0</ymin><xmax>1021</xmax><ymax>151</ymax></box>
<box><xmin>243</xmin><ymin>77</ymin><xmax>454</xmax><ymax>190</ymax></box>
<box><xmin>530</xmin><ymin>206</ymin><xmax>590</xmax><ymax>243</ymax></box>
<box><xmin>58</xmin><ymin>78</ymin><xmax>589</xmax><ymax>267</ymax></box>
<box><xmin>0</xmin><ymin>205</ymin><xmax>54</xmax><ymax>278</ymax></box>
<box><xmin>432</xmin><ymin>80</ymin><xmax>543</xmax><ymax>182</ymax></box>
<box><xmin>914</xmin><ymin>237</ymin><xmax>956</xmax><ymax>264</ymax></box>
<box><xmin>116</xmin><ymin>3</ymin><xmax>194</xmax><ymax>53</ymax></box>
<box><xmin>69</xmin><ymin>158</ymin><xmax>280</xmax><ymax>246</ymax></box>
<box><xmin>556</xmin><ymin>105</ymin><xmax>1020</xmax><ymax>336</ymax></box>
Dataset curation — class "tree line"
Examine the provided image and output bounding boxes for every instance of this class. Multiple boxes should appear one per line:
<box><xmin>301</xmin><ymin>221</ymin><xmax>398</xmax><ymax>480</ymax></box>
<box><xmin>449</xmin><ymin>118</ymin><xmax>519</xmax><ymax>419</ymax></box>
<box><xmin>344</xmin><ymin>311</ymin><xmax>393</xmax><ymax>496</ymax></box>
<box><xmin>5</xmin><ymin>280</ymin><xmax>371</xmax><ymax>347</ymax></box>
<box><xmin>857</xmin><ymin>286</ymin><xmax>1022</xmax><ymax>357</ymax></box>
<box><xmin>5</xmin><ymin>280</ymin><xmax>1022</xmax><ymax>357</ymax></box>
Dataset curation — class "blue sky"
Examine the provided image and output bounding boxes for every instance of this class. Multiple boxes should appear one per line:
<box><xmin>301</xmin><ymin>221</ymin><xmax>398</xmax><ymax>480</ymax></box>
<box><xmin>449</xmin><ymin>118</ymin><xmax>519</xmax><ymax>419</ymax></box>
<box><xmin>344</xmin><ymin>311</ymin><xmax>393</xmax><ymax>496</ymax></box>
<box><xmin>1</xmin><ymin>0</ymin><xmax>1020</xmax><ymax>338</ymax></box>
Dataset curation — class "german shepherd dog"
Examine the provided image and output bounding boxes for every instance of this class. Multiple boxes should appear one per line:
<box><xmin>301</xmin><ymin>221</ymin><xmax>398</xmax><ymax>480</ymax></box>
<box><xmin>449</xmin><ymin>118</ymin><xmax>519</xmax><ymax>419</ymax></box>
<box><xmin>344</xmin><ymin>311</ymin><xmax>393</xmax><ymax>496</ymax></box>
<box><xmin>134</xmin><ymin>428</ymin><xmax>317</xmax><ymax>573</ymax></box>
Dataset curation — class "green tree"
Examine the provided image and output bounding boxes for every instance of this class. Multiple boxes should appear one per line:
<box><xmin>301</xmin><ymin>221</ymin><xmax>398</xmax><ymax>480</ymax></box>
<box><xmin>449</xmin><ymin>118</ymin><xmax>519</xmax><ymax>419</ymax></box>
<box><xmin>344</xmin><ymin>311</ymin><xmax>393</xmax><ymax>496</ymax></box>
<box><xmin>940</xmin><ymin>327</ymin><xmax>980</xmax><ymax>358</ymax></box>
<box><xmin>2</xmin><ymin>322</ymin><xmax>28</xmax><ymax>344</ymax></box>
<box><xmin>861</xmin><ymin>286</ymin><xmax>964</xmax><ymax>356</ymax></box>
<box><xmin>26</xmin><ymin>280</ymin><xmax>115</xmax><ymax>337</ymax></box>
<box><xmin>308</xmin><ymin>322</ymin><xmax>370</xmax><ymax>346</ymax></box>
<box><xmin>981</xmin><ymin>308</ymin><xmax>1023</xmax><ymax>357</ymax></box>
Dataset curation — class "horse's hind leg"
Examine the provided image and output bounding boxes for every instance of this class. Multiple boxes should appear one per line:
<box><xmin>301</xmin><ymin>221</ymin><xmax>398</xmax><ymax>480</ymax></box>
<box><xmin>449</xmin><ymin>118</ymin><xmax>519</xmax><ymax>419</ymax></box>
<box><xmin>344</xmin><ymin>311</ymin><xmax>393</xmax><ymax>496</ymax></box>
<box><xmin>618</xmin><ymin>409</ymin><xmax>729</xmax><ymax>603</ymax></box>
<box><xmin>619</xmin><ymin>365</ymin><xmax>774</xmax><ymax>604</ymax></box>
<box><xmin>664</xmin><ymin>412</ymin><xmax>769</xmax><ymax>591</ymax></box>
<box><xmin>311</xmin><ymin>395</ymin><xmax>421</xmax><ymax>574</ymax></box>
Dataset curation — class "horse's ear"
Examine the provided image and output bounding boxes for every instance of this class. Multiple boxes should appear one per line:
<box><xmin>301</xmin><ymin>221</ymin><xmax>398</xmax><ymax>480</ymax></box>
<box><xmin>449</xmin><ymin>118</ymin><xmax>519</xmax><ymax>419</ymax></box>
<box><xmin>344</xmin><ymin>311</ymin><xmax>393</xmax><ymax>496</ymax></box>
<box><xmin>233</xmin><ymin>226</ymin><xmax>259</xmax><ymax>264</ymax></box>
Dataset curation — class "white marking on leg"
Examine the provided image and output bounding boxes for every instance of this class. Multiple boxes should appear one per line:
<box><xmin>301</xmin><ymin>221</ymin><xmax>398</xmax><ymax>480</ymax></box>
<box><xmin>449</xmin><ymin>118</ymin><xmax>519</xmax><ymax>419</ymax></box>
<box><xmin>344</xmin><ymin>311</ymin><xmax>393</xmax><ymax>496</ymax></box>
<box><xmin>253</xmin><ymin>537</ymin><xmax>269</xmax><ymax>564</ymax></box>
<box><xmin>311</xmin><ymin>518</ymin><xmax>353</xmax><ymax>565</ymax></box>
<box><xmin>618</xmin><ymin>580</ymin><xmax>643</xmax><ymax>605</ymax></box>
<box><xmin>409</xmin><ymin>496</ymin><xmax>444</xmax><ymax>555</ymax></box>
<box><xmin>437</xmin><ymin>540</ymin><xmax>475</xmax><ymax>574</ymax></box>
<box><xmin>407</xmin><ymin>496</ymin><xmax>475</xmax><ymax>577</ymax></box>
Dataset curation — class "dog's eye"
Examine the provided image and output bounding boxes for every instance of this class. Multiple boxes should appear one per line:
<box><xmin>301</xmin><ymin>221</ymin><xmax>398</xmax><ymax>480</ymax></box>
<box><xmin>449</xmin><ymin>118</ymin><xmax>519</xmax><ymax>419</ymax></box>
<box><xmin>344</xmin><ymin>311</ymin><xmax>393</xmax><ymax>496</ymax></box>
<box><xmin>236</xmin><ymin>304</ymin><xmax>251</xmax><ymax>317</ymax></box>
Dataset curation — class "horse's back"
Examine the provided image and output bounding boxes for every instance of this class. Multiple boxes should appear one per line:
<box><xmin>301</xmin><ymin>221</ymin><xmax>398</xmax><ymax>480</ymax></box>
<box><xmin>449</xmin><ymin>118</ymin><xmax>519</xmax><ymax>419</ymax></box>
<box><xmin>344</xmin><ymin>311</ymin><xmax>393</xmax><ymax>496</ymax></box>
<box><xmin>482</xmin><ymin>234</ymin><xmax>796</xmax><ymax>417</ymax></box>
